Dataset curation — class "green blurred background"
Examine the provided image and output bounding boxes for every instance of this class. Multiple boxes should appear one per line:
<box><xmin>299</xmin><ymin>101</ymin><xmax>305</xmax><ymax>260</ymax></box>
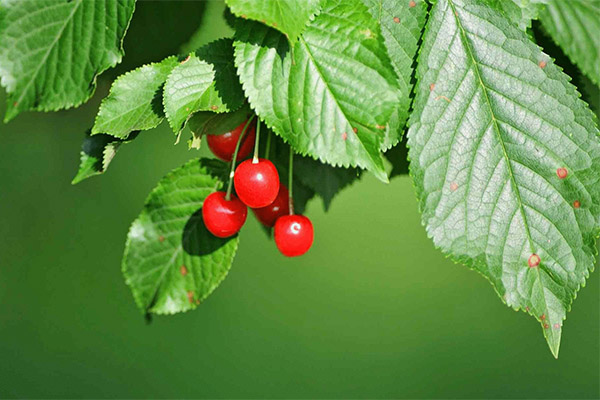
<box><xmin>0</xmin><ymin>1</ymin><xmax>598</xmax><ymax>398</ymax></box>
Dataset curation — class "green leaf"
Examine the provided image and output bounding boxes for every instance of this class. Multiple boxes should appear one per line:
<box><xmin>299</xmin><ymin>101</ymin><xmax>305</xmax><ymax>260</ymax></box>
<box><xmin>92</xmin><ymin>57</ymin><xmax>179</xmax><ymax>139</ymax></box>
<box><xmin>408</xmin><ymin>0</ymin><xmax>600</xmax><ymax>357</ymax></box>
<box><xmin>225</xmin><ymin>0</ymin><xmax>323</xmax><ymax>42</ymax></box>
<box><xmin>234</xmin><ymin>0</ymin><xmax>401</xmax><ymax>182</ymax></box>
<box><xmin>122</xmin><ymin>158</ymin><xmax>238</xmax><ymax>315</ymax></box>
<box><xmin>0</xmin><ymin>0</ymin><xmax>136</xmax><ymax>122</ymax></box>
<box><xmin>164</xmin><ymin>39</ymin><xmax>244</xmax><ymax>133</ymax></box>
<box><xmin>362</xmin><ymin>0</ymin><xmax>428</xmax><ymax>150</ymax></box>
<box><xmin>72</xmin><ymin>130</ymin><xmax>139</xmax><ymax>184</ymax></box>
<box><xmin>539</xmin><ymin>0</ymin><xmax>600</xmax><ymax>87</ymax></box>
<box><xmin>484</xmin><ymin>0</ymin><xmax>548</xmax><ymax>30</ymax></box>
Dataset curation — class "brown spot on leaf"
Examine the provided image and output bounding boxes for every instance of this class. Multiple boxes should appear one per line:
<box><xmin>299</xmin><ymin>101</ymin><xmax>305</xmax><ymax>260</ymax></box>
<box><xmin>429</xmin><ymin>83</ymin><xmax>435</xmax><ymax>92</ymax></box>
<box><xmin>159</xmin><ymin>235</ymin><xmax>165</xmax><ymax>243</ymax></box>
<box><xmin>556</xmin><ymin>167</ymin><xmax>568</xmax><ymax>179</ymax></box>
<box><xmin>342</xmin><ymin>132</ymin><xmax>348</xmax><ymax>140</ymax></box>
<box><xmin>181</xmin><ymin>55</ymin><xmax>191</xmax><ymax>64</ymax></box>
<box><xmin>187</xmin><ymin>291</ymin><xmax>194</xmax><ymax>303</ymax></box>
<box><xmin>543</xmin><ymin>323</ymin><xmax>549</xmax><ymax>329</ymax></box>
<box><xmin>409</xmin><ymin>0</ymin><xmax>416</xmax><ymax>7</ymax></box>
<box><xmin>352</xmin><ymin>127</ymin><xmax>358</xmax><ymax>133</ymax></box>
<box><xmin>376</xmin><ymin>124</ymin><xmax>385</xmax><ymax>130</ymax></box>
<box><xmin>553</xmin><ymin>323</ymin><xmax>560</xmax><ymax>329</ymax></box>
<box><xmin>450</xmin><ymin>182</ymin><xmax>458</xmax><ymax>192</ymax></box>
<box><xmin>528</xmin><ymin>254</ymin><xmax>540</xmax><ymax>268</ymax></box>
<box><xmin>211</xmin><ymin>105</ymin><xmax>218</xmax><ymax>111</ymax></box>
<box><xmin>540</xmin><ymin>313</ymin><xmax>546</xmax><ymax>320</ymax></box>
<box><xmin>525</xmin><ymin>306</ymin><xmax>530</xmax><ymax>312</ymax></box>
<box><xmin>393</xmin><ymin>17</ymin><xmax>400</xmax><ymax>23</ymax></box>
<box><xmin>573</xmin><ymin>200</ymin><xmax>581</xmax><ymax>209</ymax></box>
<box><xmin>435</xmin><ymin>95</ymin><xmax>451</xmax><ymax>102</ymax></box>
<box><xmin>180</xmin><ymin>265</ymin><xmax>188</xmax><ymax>276</ymax></box>
<box><xmin>538</xmin><ymin>60</ymin><xmax>547</xmax><ymax>69</ymax></box>
<box><xmin>241</xmin><ymin>14</ymin><xmax>247</xmax><ymax>19</ymax></box>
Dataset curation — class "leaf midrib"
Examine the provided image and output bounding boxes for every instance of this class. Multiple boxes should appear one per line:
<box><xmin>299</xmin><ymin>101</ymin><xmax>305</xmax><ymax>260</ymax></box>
<box><xmin>447</xmin><ymin>0</ymin><xmax>557</xmax><ymax>351</ymax></box>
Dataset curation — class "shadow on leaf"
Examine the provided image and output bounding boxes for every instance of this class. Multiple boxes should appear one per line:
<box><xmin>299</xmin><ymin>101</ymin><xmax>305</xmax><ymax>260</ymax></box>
<box><xmin>182</xmin><ymin>208</ymin><xmax>233</xmax><ymax>256</ymax></box>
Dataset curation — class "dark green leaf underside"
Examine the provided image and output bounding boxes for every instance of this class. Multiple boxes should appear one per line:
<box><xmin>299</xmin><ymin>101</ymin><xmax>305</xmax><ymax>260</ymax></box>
<box><xmin>72</xmin><ymin>130</ymin><xmax>139</xmax><ymax>184</ymax></box>
<box><xmin>408</xmin><ymin>0</ymin><xmax>600</xmax><ymax>357</ymax></box>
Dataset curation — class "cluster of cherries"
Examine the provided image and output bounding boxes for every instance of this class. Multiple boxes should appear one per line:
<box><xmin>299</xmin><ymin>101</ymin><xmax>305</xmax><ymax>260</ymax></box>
<box><xmin>201</xmin><ymin>119</ymin><xmax>314</xmax><ymax>257</ymax></box>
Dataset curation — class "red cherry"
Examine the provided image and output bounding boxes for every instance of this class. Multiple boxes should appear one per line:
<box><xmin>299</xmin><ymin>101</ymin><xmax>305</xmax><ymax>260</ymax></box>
<box><xmin>206</xmin><ymin>120</ymin><xmax>256</xmax><ymax>162</ymax></box>
<box><xmin>274</xmin><ymin>215</ymin><xmax>314</xmax><ymax>257</ymax></box>
<box><xmin>253</xmin><ymin>185</ymin><xmax>290</xmax><ymax>227</ymax></box>
<box><xmin>202</xmin><ymin>191</ymin><xmax>247</xmax><ymax>238</ymax></box>
<box><xmin>233</xmin><ymin>158</ymin><xmax>280</xmax><ymax>208</ymax></box>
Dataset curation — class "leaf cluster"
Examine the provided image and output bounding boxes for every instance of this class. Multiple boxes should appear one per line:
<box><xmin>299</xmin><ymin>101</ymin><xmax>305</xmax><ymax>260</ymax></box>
<box><xmin>1</xmin><ymin>0</ymin><xmax>599</xmax><ymax>357</ymax></box>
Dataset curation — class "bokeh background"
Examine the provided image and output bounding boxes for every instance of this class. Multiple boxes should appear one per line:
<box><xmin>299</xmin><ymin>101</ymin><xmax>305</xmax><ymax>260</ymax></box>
<box><xmin>0</xmin><ymin>1</ymin><xmax>598</xmax><ymax>398</ymax></box>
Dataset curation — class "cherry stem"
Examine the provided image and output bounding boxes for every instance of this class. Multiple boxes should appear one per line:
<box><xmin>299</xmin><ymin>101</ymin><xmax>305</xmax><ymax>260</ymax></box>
<box><xmin>288</xmin><ymin>146</ymin><xmax>294</xmax><ymax>215</ymax></box>
<box><xmin>225</xmin><ymin>115</ymin><xmax>255</xmax><ymax>201</ymax></box>
<box><xmin>264</xmin><ymin>129</ymin><xmax>272</xmax><ymax>159</ymax></box>
<box><xmin>252</xmin><ymin>119</ymin><xmax>261</xmax><ymax>163</ymax></box>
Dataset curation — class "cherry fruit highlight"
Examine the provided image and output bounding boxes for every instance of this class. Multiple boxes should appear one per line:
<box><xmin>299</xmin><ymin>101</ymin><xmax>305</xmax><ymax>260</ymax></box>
<box><xmin>274</xmin><ymin>215</ymin><xmax>314</xmax><ymax>257</ymax></box>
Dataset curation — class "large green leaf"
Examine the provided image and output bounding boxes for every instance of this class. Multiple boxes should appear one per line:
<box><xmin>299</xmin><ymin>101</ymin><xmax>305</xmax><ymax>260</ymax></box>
<box><xmin>234</xmin><ymin>0</ymin><xmax>401</xmax><ymax>182</ymax></box>
<box><xmin>0</xmin><ymin>0</ymin><xmax>136</xmax><ymax>122</ymax></box>
<box><xmin>362</xmin><ymin>0</ymin><xmax>428</xmax><ymax>150</ymax></box>
<box><xmin>225</xmin><ymin>0</ymin><xmax>322</xmax><ymax>42</ymax></box>
<box><xmin>408</xmin><ymin>0</ymin><xmax>600</xmax><ymax>357</ymax></box>
<box><xmin>122</xmin><ymin>158</ymin><xmax>238</xmax><ymax>315</ymax></box>
<box><xmin>72</xmin><ymin>130</ymin><xmax>139</xmax><ymax>185</ymax></box>
<box><xmin>92</xmin><ymin>57</ymin><xmax>179</xmax><ymax>139</ymax></box>
<box><xmin>539</xmin><ymin>0</ymin><xmax>600</xmax><ymax>87</ymax></box>
<box><xmin>163</xmin><ymin>39</ymin><xmax>244</xmax><ymax>133</ymax></box>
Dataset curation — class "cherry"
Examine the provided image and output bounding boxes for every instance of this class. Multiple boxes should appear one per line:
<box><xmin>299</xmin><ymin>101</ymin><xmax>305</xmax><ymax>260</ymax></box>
<box><xmin>274</xmin><ymin>215</ymin><xmax>314</xmax><ymax>257</ymax></box>
<box><xmin>253</xmin><ymin>185</ymin><xmax>290</xmax><ymax>227</ymax></box>
<box><xmin>202</xmin><ymin>191</ymin><xmax>247</xmax><ymax>238</ymax></box>
<box><xmin>233</xmin><ymin>158</ymin><xmax>280</xmax><ymax>208</ymax></box>
<box><xmin>206</xmin><ymin>120</ymin><xmax>256</xmax><ymax>162</ymax></box>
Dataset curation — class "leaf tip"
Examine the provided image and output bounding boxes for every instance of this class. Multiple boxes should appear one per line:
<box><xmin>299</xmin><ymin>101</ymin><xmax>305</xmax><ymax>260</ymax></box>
<box><xmin>544</xmin><ymin>325</ymin><xmax>562</xmax><ymax>359</ymax></box>
<box><xmin>3</xmin><ymin>105</ymin><xmax>19</xmax><ymax>123</ymax></box>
